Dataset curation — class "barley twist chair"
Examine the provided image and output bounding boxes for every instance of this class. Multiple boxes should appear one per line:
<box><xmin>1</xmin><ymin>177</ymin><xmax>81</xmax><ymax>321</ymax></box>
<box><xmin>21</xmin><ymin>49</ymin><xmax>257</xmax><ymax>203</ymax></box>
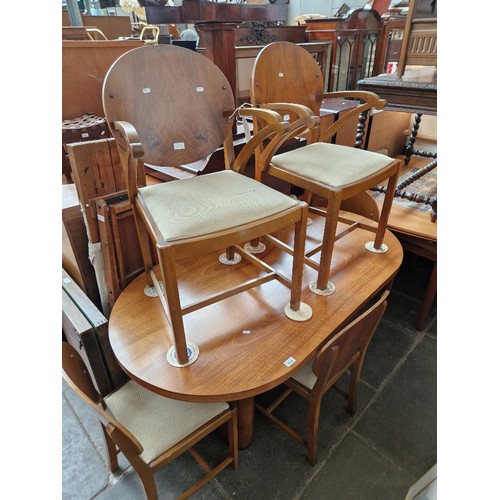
<box><xmin>255</xmin><ymin>289</ymin><xmax>389</xmax><ymax>465</ymax></box>
<box><xmin>251</xmin><ymin>41</ymin><xmax>401</xmax><ymax>295</ymax></box>
<box><xmin>62</xmin><ymin>342</ymin><xmax>238</xmax><ymax>500</ymax></box>
<box><xmin>102</xmin><ymin>45</ymin><xmax>312</xmax><ymax>367</ymax></box>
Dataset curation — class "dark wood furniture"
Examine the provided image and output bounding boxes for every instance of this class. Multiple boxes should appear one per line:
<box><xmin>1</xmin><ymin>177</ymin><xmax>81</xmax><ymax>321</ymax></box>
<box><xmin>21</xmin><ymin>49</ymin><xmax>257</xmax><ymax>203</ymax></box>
<box><xmin>397</xmin><ymin>0</ymin><xmax>437</xmax><ymax>77</ymax></box>
<box><xmin>357</xmin><ymin>66</ymin><xmax>437</xmax><ymax>173</ymax></box>
<box><xmin>372</xmin><ymin>155</ymin><xmax>437</xmax><ymax>331</ymax></box>
<box><xmin>108</xmin><ymin>213</ymin><xmax>403</xmax><ymax>448</ymax></box>
<box><xmin>62</xmin><ymin>342</ymin><xmax>238</xmax><ymax>500</ymax></box>
<box><xmin>356</xmin><ymin>65</ymin><xmax>437</xmax><ymax>330</ymax></box>
<box><xmin>62</xmin><ymin>268</ymin><xmax>127</xmax><ymax>394</ymax></box>
<box><xmin>256</xmin><ymin>289</ymin><xmax>389</xmax><ymax>465</ymax></box>
<box><xmin>142</xmin><ymin>0</ymin><xmax>289</xmax><ymax>96</ymax></box>
<box><xmin>357</xmin><ymin>67</ymin><xmax>436</xmax><ymax>115</ymax></box>
<box><xmin>376</xmin><ymin>14</ymin><xmax>407</xmax><ymax>75</ymax></box>
<box><xmin>304</xmin><ymin>9</ymin><xmax>384</xmax><ymax>92</ymax></box>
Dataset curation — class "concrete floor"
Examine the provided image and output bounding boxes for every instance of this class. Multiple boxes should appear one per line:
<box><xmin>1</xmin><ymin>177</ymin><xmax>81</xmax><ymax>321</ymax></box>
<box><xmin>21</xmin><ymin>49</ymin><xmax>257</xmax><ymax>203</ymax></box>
<box><xmin>62</xmin><ymin>252</ymin><xmax>437</xmax><ymax>499</ymax></box>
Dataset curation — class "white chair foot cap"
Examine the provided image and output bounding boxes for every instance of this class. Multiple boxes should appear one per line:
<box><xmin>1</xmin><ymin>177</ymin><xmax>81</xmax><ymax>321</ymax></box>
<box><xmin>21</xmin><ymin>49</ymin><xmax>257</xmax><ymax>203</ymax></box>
<box><xmin>284</xmin><ymin>302</ymin><xmax>313</xmax><ymax>321</ymax></box>
<box><xmin>309</xmin><ymin>280</ymin><xmax>335</xmax><ymax>295</ymax></box>
<box><xmin>166</xmin><ymin>342</ymin><xmax>200</xmax><ymax>367</ymax></box>
<box><xmin>219</xmin><ymin>252</ymin><xmax>242</xmax><ymax>265</ymax></box>
<box><xmin>365</xmin><ymin>242</ymin><xmax>388</xmax><ymax>254</ymax></box>
<box><xmin>244</xmin><ymin>241</ymin><xmax>266</xmax><ymax>254</ymax></box>
<box><xmin>144</xmin><ymin>281</ymin><xmax>164</xmax><ymax>297</ymax></box>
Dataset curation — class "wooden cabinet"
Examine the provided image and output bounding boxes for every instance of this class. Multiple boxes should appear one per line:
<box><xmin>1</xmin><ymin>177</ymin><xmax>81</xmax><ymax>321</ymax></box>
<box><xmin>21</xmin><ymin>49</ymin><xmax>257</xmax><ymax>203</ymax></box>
<box><xmin>305</xmin><ymin>9</ymin><xmax>384</xmax><ymax>91</ymax></box>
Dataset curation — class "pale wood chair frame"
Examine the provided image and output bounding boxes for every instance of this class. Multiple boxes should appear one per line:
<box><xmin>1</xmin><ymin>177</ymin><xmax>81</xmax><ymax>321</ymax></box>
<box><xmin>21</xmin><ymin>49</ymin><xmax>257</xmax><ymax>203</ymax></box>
<box><xmin>103</xmin><ymin>45</ymin><xmax>310</xmax><ymax>366</ymax></box>
<box><xmin>255</xmin><ymin>289</ymin><xmax>389</xmax><ymax>465</ymax></box>
<box><xmin>250</xmin><ymin>41</ymin><xmax>401</xmax><ymax>293</ymax></box>
<box><xmin>62</xmin><ymin>342</ymin><xmax>238</xmax><ymax>500</ymax></box>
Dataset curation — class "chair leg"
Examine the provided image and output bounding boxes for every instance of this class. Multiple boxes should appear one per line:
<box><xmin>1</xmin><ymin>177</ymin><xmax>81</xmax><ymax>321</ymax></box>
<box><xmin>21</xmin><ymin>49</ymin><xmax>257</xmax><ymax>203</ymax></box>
<box><xmin>289</xmin><ymin>203</ymin><xmax>309</xmax><ymax>311</ymax></box>
<box><xmin>157</xmin><ymin>248</ymin><xmax>191</xmax><ymax>365</ymax></box>
<box><xmin>306</xmin><ymin>399</ymin><xmax>322</xmax><ymax>466</ymax></box>
<box><xmin>135</xmin><ymin>468</ymin><xmax>158</xmax><ymax>500</ymax></box>
<box><xmin>315</xmin><ymin>191</ymin><xmax>342</xmax><ymax>292</ymax></box>
<box><xmin>102</xmin><ymin>425</ymin><xmax>119</xmax><ymax>472</ymax></box>
<box><xmin>346</xmin><ymin>361</ymin><xmax>362</xmax><ymax>416</ymax></box>
<box><xmin>228</xmin><ymin>407</ymin><xmax>239</xmax><ymax>468</ymax></box>
<box><xmin>373</xmin><ymin>165</ymin><xmax>399</xmax><ymax>249</ymax></box>
<box><xmin>132</xmin><ymin>207</ymin><xmax>156</xmax><ymax>289</ymax></box>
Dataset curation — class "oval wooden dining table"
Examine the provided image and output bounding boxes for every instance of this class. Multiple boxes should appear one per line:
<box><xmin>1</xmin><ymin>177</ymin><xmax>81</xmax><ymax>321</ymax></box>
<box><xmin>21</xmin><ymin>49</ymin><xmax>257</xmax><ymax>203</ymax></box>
<box><xmin>109</xmin><ymin>212</ymin><xmax>403</xmax><ymax>448</ymax></box>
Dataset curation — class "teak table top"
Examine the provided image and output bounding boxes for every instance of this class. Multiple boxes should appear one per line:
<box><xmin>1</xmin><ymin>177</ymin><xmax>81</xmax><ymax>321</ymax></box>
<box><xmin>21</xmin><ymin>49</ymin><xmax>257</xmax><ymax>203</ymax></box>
<box><xmin>109</xmin><ymin>212</ymin><xmax>403</xmax><ymax>403</ymax></box>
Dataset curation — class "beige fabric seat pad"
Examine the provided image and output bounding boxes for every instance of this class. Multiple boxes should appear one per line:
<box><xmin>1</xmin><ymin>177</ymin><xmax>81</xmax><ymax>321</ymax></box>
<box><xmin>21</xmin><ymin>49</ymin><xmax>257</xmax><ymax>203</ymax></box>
<box><xmin>291</xmin><ymin>358</ymin><xmax>317</xmax><ymax>390</ymax></box>
<box><xmin>139</xmin><ymin>170</ymin><xmax>299</xmax><ymax>242</ymax></box>
<box><xmin>104</xmin><ymin>380</ymin><xmax>229</xmax><ymax>464</ymax></box>
<box><xmin>271</xmin><ymin>143</ymin><xmax>394</xmax><ymax>187</ymax></box>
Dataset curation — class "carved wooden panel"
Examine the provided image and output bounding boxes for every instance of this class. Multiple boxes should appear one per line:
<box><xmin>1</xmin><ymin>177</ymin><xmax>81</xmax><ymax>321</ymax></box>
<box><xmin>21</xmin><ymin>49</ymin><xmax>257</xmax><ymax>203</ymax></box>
<box><xmin>405</xmin><ymin>20</ymin><xmax>437</xmax><ymax>67</ymax></box>
<box><xmin>397</xmin><ymin>0</ymin><xmax>437</xmax><ymax>75</ymax></box>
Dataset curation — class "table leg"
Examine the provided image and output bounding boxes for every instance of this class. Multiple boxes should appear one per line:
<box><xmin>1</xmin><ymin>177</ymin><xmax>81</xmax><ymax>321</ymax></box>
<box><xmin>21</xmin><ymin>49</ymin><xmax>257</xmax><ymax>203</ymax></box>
<box><xmin>218</xmin><ymin>397</ymin><xmax>255</xmax><ymax>449</ymax></box>
<box><xmin>233</xmin><ymin>397</ymin><xmax>254</xmax><ymax>449</ymax></box>
<box><xmin>404</xmin><ymin>113</ymin><xmax>422</xmax><ymax>165</ymax></box>
<box><xmin>416</xmin><ymin>259</ymin><xmax>437</xmax><ymax>331</ymax></box>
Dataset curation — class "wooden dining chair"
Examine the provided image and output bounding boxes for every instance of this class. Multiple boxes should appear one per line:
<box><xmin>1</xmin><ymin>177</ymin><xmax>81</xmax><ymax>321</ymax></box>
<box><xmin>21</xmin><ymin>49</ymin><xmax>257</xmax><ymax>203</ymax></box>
<box><xmin>102</xmin><ymin>45</ymin><xmax>311</xmax><ymax>367</ymax></box>
<box><xmin>62</xmin><ymin>342</ymin><xmax>238</xmax><ymax>500</ymax></box>
<box><xmin>250</xmin><ymin>41</ymin><xmax>401</xmax><ymax>295</ymax></box>
<box><xmin>255</xmin><ymin>289</ymin><xmax>389</xmax><ymax>466</ymax></box>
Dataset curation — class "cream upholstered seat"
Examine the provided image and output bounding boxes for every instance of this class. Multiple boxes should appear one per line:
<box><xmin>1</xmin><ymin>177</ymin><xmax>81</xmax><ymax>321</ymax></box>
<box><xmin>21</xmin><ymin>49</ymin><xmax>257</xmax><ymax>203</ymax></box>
<box><xmin>104</xmin><ymin>379</ymin><xmax>230</xmax><ymax>465</ymax></box>
<box><xmin>62</xmin><ymin>342</ymin><xmax>238</xmax><ymax>500</ymax></box>
<box><xmin>271</xmin><ymin>143</ymin><xmax>394</xmax><ymax>187</ymax></box>
<box><xmin>102</xmin><ymin>45</ymin><xmax>311</xmax><ymax>367</ymax></box>
<box><xmin>255</xmin><ymin>290</ymin><xmax>389</xmax><ymax>466</ymax></box>
<box><xmin>139</xmin><ymin>170</ymin><xmax>299</xmax><ymax>242</ymax></box>
<box><xmin>251</xmin><ymin>42</ymin><xmax>401</xmax><ymax>295</ymax></box>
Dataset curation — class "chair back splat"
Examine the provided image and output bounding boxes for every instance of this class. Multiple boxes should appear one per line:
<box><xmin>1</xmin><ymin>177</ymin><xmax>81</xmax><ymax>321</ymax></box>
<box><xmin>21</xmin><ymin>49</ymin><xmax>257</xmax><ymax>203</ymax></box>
<box><xmin>250</xmin><ymin>41</ymin><xmax>401</xmax><ymax>296</ymax></box>
<box><xmin>102</xmin><ymin>45</ymin><xmax>312</xmax><ymax>367</ymax></box>
<box><xmin>62</xmin><ymin>342</ymin><xmax>238</xmax><ymax>499</ymax></box>
<box><xmin>255</xmin><ymin>289</ymin><xmax>389</xmax><ymax>465</ymax></box>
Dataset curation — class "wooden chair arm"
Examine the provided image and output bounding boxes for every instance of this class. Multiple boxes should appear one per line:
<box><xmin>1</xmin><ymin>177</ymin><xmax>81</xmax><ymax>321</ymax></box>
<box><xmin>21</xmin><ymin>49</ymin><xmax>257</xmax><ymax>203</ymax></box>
<box><xmin>112</xmin><ymin>121</ymin><xmax>144</xmax><ymax>200</ymax></box>
<box><xmin>258</xmin><ymin>102</ymin><xmax>317</xmax><ymax>122</ymax></box>
<box><xmin>316</xmin><ymin>90</ymin><xmax>386</xmax><ymax>108</ymax></box>
<box><xmin>231</xmin><ymin>117</ymin><xmax>291</xmax><ymax>175</ymax></box>
<box><xmin>315</xmin><ymin>91</ymin><xmax>387</xmax><ymax>144</ymax></box>
<box><xmin>238</xmin><ymin>105</ymin><xmax>285</xmax><ymax>126</ymax></box>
